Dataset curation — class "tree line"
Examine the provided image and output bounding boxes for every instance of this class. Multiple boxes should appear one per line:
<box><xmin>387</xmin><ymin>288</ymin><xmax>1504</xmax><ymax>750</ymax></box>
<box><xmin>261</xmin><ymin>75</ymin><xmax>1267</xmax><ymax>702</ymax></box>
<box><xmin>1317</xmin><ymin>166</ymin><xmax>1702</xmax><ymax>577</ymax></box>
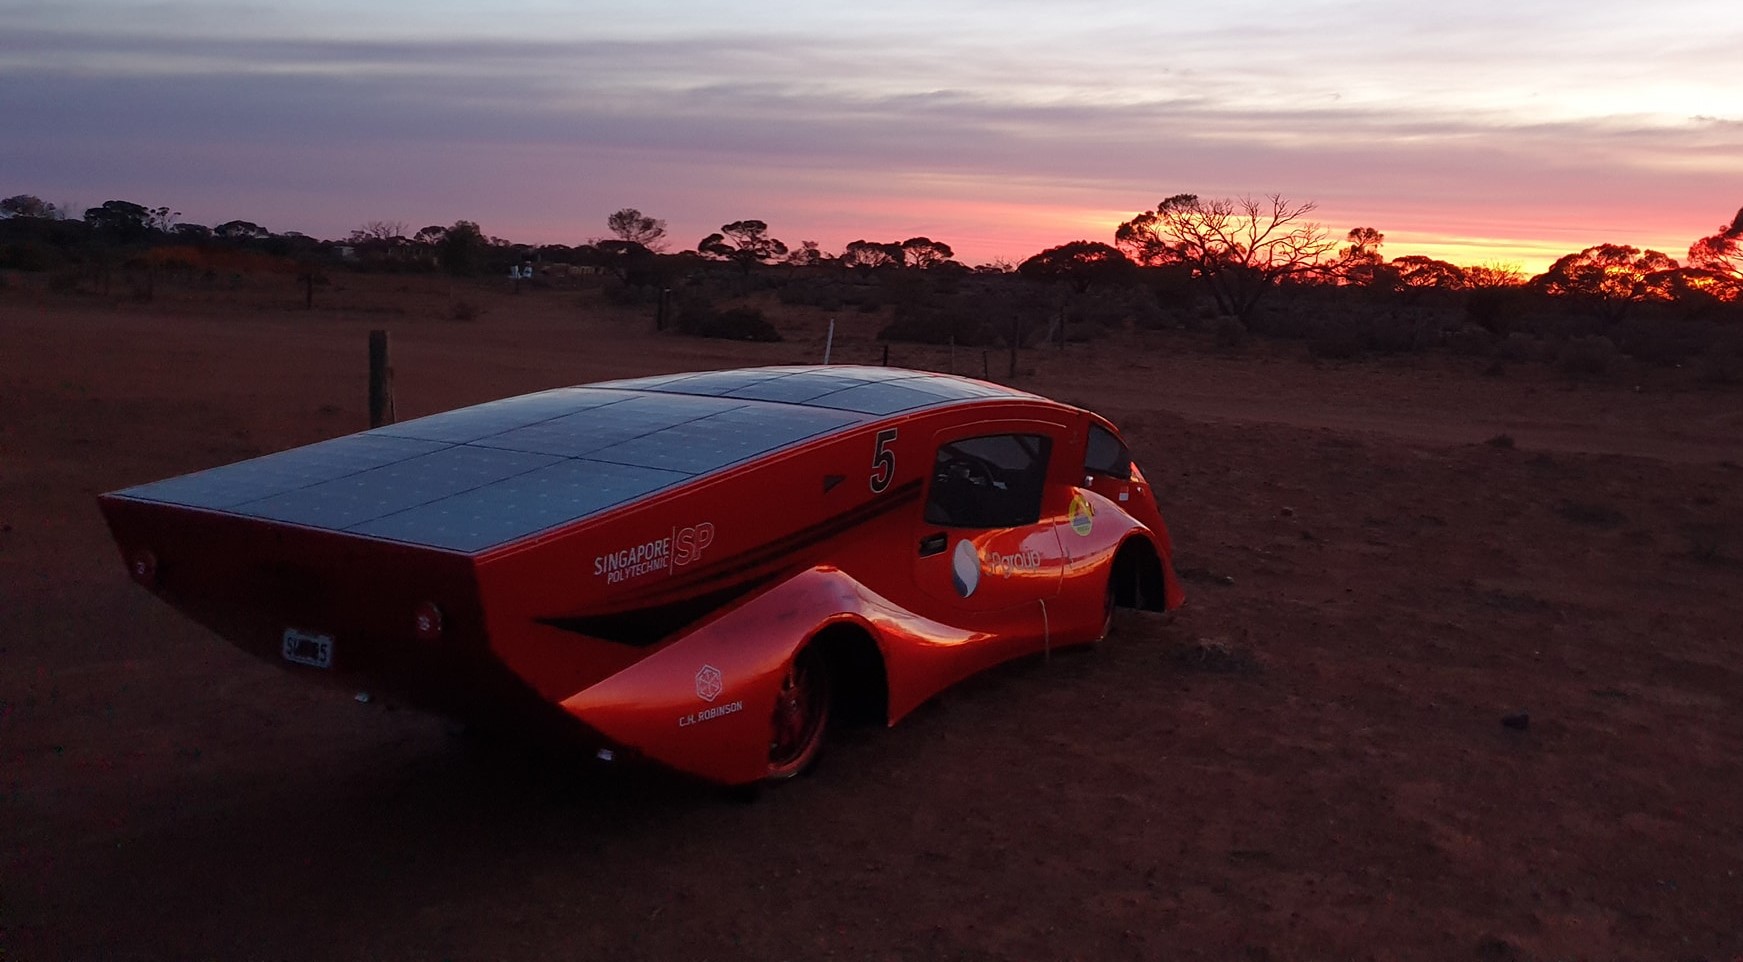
<box><xmin>5</xmin><ymin>193</ymin><xmax>1738</xmax><ymax>306</ymax></box>
<box><xmin>4</xmin><ymin>192</ymin><xmax>1741</xmax><ymax>373</ymax></box>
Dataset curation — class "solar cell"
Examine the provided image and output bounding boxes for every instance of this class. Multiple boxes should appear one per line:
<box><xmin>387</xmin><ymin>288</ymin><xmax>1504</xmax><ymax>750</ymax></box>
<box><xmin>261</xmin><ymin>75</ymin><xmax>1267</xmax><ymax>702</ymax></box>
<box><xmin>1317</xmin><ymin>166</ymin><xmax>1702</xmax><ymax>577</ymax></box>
<box><xmin>804</xmin><ymin>380</ymin><xmax>946</xmax><ymax>415</ymax></box>
<box><xmin>648</xmin><ymin>370</ymin><xmax>788</xmax><ymax>395</ymax></box>
<box><xmin>370</xmin><ymin>388</ymin><xmax>637</xmax><ymax>443</ymax></box>
<box><xmin>238</xmin><ymin>445</ymin><xmax>561</xmax><ymax>530</ymax></box>
<box><xmin>588</xmin><ymin>405</ymin><xmax>860</xmax><ymax>474</ymax></box>
<box><xmin>348</xmin><ymin>458</ymin><xmax>691</xmax><ymax>552</ymax></box>
<box><xmin>724</xmin><ymin>372</ymin><xmax>873</xmax><ymax>403</ymax></box>
<box><xmin>118</xmin><ymin>434</ymin><xmax>449</xmax><ymax>509</ymax></box>
<box><xmin>475</xmin><ymin>393</ymin><xmax>747</xmax><ymax>458</ymax></box>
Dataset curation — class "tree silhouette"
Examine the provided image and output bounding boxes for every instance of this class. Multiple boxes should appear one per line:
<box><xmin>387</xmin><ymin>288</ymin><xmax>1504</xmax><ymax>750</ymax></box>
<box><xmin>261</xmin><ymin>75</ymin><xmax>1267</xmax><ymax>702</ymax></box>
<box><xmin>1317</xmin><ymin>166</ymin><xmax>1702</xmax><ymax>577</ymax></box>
<box><xmin>1534</xmin><ymin>244</ymin><xmax>1677</xmax><ymax>322</ymax></box>
<box><xmin>349</xmin><ymin>220</ymin><xmax>408</xmax><ymax>244</ymax></box>
<box><xmin>698</xmin><ymin>220</ymin><xmax>788</xmax><ymax>271</ymax></box>
<box><xmin>1687</xmin><ymin>206</ymin><xmax>1743</xmax><ymax>284</ymax></box>
<box><xmin>899</xmin><ymin>237</ymin><xmax>955</xmax><ymax>270</ymax></box>
<box><xmin>0</xmin><ymin>195</ymin><xmax>57</xmax><ymax>219</ymax></box>
<box><xmin>595</xmin><ymin>239</ymin><xmax>658</xmax><ymax>284</ymax></box>
<box><xmin>1390</xmin><ymin>255</ymin><xmax>1466</xmax><ymax>291</ymax></box>
<box><xmin>840</xmin><ymin>240</ymin><xmax>902</xmax><ymax>269</ymax></box>
<box><xmin>1335</xmin><ymin>227</ymin><xmax>1387</xmax><ymax>286</ymax></box>
<box><xmin>1116</xmin><ymin>194</ymin><xmax>1334</xmax><ymax>320</ymax></box>
<box><xmin>84</xmin><ymin>200</ymin><xmax>157</xmax><ymax>241</ymax></box>
<box><xmin>606</xmin><ymin>208</ymin><xmax>668</xmax><ymax>252</ymax></box>
<box><xmin>214</xmin><ymin>220</ymin><xmax>269</xmax><ymax>241</ymax></box>
<box><xmin>1017</xmin><ymin>241</ymin><xmax>1135</xmax><ymax>293</ymax></box>
<box><xmin>438</xmin><ymin>220</ymin><xmax>486</xmax><ymax>276</ymax></box>
<box><xmin>786</xmin><ymin>240</ymin><xmax>830</xmax><ymax>266</ymax></box>
<box><xmin>1463</xmin><ymin>263</ymin><xmax>1526</xmax><ymax>288</ymax></box>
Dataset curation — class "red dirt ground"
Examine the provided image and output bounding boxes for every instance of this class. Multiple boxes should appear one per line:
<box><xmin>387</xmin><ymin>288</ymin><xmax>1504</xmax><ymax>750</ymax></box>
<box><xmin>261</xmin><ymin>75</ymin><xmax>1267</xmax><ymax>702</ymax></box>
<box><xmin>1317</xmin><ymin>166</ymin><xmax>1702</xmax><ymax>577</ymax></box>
<box><xmin>4</xmin><ymin>274</ymin><xmax>1741</xmax><ymax>960</ymax></box>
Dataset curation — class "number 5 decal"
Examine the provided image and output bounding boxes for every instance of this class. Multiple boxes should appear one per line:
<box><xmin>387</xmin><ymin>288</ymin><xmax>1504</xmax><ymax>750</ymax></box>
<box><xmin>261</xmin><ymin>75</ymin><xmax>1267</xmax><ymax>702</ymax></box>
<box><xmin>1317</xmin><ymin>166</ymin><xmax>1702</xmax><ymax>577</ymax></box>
<box><xmin>869</xmin><ymin>428</ymin><xmax>898</xmax><ymax>493</ymax></box>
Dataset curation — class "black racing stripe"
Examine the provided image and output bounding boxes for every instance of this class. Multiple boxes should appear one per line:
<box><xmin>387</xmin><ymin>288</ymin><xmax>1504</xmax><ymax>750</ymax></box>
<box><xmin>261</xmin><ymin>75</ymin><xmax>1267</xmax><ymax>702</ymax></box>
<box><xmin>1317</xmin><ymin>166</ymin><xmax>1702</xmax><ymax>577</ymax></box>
<box><xmin>692</xmin><ymin>477</ymin><xmax>922</xmax><ymax>587</ymax></box>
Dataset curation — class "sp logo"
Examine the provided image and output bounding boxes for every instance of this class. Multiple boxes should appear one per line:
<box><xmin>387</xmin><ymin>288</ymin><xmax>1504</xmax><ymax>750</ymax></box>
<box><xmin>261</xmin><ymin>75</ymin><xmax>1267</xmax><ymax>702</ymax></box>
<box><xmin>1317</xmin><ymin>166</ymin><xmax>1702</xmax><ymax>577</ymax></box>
<box><xmin>695</xmin><ymin>664</ymin><xmax>724</xmax><ymax>702</ymax></box>
<box><xmin>674</xmin><ymin>522</ymin><xmax>715</xmax><ymax>566</ymax></box>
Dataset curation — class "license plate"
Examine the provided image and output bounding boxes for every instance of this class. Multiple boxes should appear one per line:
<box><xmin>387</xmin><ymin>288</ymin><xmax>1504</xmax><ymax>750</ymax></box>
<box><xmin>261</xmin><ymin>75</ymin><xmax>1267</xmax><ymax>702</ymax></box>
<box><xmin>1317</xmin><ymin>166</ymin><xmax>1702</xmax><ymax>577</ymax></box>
<box><xmin>281</xmin><ymin>628</ymin><xmax>334</xmax><ymax>669</ymax></box>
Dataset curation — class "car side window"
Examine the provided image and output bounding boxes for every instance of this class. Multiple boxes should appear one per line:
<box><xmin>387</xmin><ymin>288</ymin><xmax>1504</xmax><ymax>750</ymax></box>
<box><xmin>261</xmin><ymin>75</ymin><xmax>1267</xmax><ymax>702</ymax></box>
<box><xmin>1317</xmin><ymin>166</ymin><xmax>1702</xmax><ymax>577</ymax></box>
<box><xmin>924</xmin><ymin>433</ymin><xmax>1053</xmax><ymax>528</ymax></box>
<box><xmin>1084</xmin><ymin>424</ymin><xmax>1131</xmax><ymax>480</ymax></box>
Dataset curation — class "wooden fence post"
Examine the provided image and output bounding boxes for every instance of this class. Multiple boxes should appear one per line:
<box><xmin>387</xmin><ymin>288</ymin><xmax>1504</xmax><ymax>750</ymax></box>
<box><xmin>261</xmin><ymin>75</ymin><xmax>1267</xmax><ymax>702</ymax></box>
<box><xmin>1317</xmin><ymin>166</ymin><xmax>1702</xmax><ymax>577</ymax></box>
<box><xmin>369</xmin><ymin>330</ymin><xmax>396</xmax><ymax>427</ymax></box>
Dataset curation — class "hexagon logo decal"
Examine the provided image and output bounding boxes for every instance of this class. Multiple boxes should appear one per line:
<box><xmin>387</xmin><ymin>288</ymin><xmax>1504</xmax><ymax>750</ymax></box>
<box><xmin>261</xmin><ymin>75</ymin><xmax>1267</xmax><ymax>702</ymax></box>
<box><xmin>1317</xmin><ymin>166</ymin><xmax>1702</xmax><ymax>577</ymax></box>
<box><xmin>695</xmin><ymin>664</ymin><xmax>724</xmax><ymax>702</ymax></box>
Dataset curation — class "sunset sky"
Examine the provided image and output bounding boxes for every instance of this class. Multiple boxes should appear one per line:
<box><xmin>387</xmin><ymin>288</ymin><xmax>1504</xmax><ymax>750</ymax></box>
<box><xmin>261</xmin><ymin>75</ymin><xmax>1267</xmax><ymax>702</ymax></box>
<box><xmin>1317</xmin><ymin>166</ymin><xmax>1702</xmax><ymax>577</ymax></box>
<box><xmin>4</xmin><ymin>0</ymin><xmax>1739</xmax><ymax>273</ymax></box>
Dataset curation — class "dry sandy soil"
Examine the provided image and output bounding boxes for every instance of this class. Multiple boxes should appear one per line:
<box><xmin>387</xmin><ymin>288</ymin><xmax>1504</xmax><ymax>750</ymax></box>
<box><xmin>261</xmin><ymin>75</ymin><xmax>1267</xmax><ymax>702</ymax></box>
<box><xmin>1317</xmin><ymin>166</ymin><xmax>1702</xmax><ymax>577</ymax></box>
<box><xmin>3</xmin><ymin>273</ymin><xmax>1742</xmax><ymax>961</ymax></box>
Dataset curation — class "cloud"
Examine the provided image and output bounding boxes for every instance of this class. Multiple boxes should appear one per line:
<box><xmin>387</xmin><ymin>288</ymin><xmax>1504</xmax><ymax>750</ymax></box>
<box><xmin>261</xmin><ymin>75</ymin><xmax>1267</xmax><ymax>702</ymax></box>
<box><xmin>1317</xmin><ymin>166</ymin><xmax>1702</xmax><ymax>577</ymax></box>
<box><xmin>4</xmin><ymin>10</ymin><xmax>1738</xmax><ymax>266</ymax></box>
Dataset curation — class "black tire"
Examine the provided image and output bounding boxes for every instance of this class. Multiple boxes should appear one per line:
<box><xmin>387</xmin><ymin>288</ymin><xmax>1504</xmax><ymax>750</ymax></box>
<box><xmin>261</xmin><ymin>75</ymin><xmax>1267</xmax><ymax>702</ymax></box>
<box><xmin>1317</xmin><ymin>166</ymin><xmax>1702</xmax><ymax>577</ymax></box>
<box><xmin>767</xmin><ymin>645</ymin><xmax>831</xmax><ymax>780</ymax></box>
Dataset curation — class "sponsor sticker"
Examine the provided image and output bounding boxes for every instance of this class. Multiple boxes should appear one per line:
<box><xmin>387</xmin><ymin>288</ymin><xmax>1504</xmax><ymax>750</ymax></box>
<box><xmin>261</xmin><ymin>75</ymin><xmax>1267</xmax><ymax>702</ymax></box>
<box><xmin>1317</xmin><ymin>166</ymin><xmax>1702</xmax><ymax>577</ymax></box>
<box><xmin>984</xmin><ymin>546</ymin><xmax>1043</xmax><ymax>578</ymax></box>
<box><xmin>593</xmin><ymin>521</ymin><xmax>715</xmax><ymax>585</ymax></box>
<box><xmin>695</xmin><ymin>664</ymin><xmax>724</xmax><ymax>702</ymax></box>
<box><xmin>952</xmin><ymin>539</ymin><xmax>981</xmax><ymax>597</ymax></box>
<box><xmin>679</xmin><ymin>700</ymin><xmax>744</xmax><ymax>728</ymax></box>
<box><xmin>1069</xmin><ymin>493</ymin><xmax>1095</xmax><ymax>536</ymax></box>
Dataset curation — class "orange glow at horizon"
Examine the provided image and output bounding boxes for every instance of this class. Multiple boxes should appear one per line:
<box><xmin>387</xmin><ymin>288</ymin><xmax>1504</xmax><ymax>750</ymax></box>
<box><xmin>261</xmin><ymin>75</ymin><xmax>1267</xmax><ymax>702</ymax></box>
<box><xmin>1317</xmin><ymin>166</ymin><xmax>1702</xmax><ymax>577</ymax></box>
<box><xmin>514</xmin><ymin>185</ymin><xmax>1707</xmax><ymax>280</ymax></box>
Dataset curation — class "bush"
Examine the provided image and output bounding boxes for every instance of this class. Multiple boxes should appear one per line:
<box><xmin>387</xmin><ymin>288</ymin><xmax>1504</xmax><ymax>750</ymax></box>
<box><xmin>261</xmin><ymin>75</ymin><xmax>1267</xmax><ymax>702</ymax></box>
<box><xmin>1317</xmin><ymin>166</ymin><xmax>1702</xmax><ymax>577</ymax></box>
<box><xmin>675</xmin><ymin>303</ymin><xmax>782</xmax><ymax>341</ymax></box>
<box><xmin>1697</xmin><ymin>330</ymin><xmax>1743</xmax><ymax>384</ymax></box>
<box><xmin>1443</xmin><ymin>324</ymin><xmax>1496</xmax><ymax>357</ymax></box>
<box><xmin>1368</xmin><ymin>315</ymin><xmax>1434</xmax><ymax>354</ymax></box>
<box><xmin>878</xmin><ymin>310</ymin><xmax>991</xmax><ymax>345</ymax></box>
<box><xmin>1306</xmin><ymin>316</ymin><xmax>1366</xmax><ymax>359</ymax></box>
<box><xmin>1213</xmin><ymin>316</ymin><xmax>1246</xmax><ymax>350</ymax></box>
<box><xmin>1610</xmin><ymin>315</ymin><xmax>1703</xmax><ymax>366</ymax></box>
<box><xmin>1465</xmin><ymin>286</ymin><xmax>1524</xmax><ymax>334</ymax></box>
<box><xmin>1555</xmin><ymin>335</ymin><xmax>1619</xmax><ymax>376</ymax></box>
<box><xmin>0</xmin><ymin>242</ymin><xmax>54</xmax><ymax>272</ymax></box>
<box><xmin>1495</xmin><ymin>332</ymin><xmax>1545</xmax><ymax>362</ymax></box>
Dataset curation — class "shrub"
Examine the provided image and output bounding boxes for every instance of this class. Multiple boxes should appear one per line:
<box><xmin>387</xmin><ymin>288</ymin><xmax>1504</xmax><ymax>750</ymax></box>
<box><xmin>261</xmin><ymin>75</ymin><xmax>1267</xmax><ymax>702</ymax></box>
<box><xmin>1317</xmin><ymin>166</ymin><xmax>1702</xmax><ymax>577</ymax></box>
<box><xmin>1306</xmin><ymin>316</ymin><xmax>1366</xmax><ymax>359</ymax></box>
<box><xmin>675</xmin><ymin>303</ymin><xmax>781</xmax><ymax>341</ymax></box>
<box><xmin>1213</xmin><ymin>316</ymin><xmax>1246</xmax><ymax>350</ymax></box>
<box><xmin>877</xmin><ymin>310</ymin><xmax>990</xmax><ymax>345</ymax></box>
<box><xmin>1555</xmin><ymin>335</ymin><xmax>1619</xmax><ymax>376</ymax></box>
<box><xmin>1698</xmin><ymin>333</ymin><xmax>1743</xmax><ymax>384</ymax></box>
<box><xmin>1610</xmin><ymin>315</ymin><xmax>1701</xmax><ymax>366</ymax></box>
<box><xmin>1369</xmin><ymin>316</ymin><xmax>1434</xmax><ymax>354</ymax></box>
<box><xmin>1444</xmin><ymin>324</ymin><xmax>1496</xmax><ymax>357</ymax></box>
<box><xmin>0</xmin><ymin>242</ymin><xmax>54</xmax><ymax>272</ymax></box>
<box><xmin>1465</xmin><ymin>286</ymin><xmax>1524</xmax><ymax>334</ymax></box>
<box><xmin>1495</xmin><ymin>332</ymin><xmax>1544</xmax><ymax>362</ymax></box>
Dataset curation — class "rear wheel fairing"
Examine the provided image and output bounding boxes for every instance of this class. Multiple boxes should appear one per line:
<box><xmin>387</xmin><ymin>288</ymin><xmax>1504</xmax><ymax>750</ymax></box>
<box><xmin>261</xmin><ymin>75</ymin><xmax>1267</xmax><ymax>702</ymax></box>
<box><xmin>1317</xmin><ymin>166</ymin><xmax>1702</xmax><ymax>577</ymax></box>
<box><xmin>559</xmin><ymin>568</ymin><xmax>873</xmax><ymax>784</ymax></box>
<box><xmin>559</xmin><ymin>566</ymin><xmax>1012</xmax><ymax>784</ymax></box>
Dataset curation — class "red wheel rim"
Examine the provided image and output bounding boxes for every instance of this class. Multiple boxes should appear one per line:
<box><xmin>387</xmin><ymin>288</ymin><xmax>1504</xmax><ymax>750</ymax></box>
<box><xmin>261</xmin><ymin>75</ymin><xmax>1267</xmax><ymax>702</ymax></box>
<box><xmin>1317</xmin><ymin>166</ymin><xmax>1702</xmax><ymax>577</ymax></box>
<box><xmin>768</xmin><ymin>650</ymin><xmax>828</xmax><ymax>777</ymax></box>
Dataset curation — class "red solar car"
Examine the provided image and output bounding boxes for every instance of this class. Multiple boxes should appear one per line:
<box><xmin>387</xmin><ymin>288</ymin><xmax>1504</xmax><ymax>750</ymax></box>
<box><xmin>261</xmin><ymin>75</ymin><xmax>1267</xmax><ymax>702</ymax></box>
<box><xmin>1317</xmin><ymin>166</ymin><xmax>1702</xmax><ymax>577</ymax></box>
<box><xmin>100</xmin><ymin>366</ymin><xmax>1184</xmax><ymax>785</ymax></box>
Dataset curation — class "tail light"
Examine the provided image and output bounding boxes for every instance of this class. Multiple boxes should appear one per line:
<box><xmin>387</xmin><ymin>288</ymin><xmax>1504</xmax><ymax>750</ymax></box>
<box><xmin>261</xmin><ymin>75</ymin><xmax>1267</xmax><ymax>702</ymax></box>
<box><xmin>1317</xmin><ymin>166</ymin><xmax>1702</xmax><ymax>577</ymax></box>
<box><xmin>128</xmin><ymin>549</ymin><xmax>158</xmax><ymax>586</ymax></box>
<box><xmin>413</xmin><ymin>601</ymin><xmax>444</xmax><ymax>641</ymax></box>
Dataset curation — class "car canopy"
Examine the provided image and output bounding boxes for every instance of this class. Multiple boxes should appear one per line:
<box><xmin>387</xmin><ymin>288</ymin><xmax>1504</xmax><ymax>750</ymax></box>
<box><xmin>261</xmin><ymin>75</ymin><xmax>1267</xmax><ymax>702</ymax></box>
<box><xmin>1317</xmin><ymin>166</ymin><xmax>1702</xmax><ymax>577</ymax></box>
<box><xmin>107</xmin><ymin>366</ymin><xmax>1038</xmax><ymax>554</ymax></box>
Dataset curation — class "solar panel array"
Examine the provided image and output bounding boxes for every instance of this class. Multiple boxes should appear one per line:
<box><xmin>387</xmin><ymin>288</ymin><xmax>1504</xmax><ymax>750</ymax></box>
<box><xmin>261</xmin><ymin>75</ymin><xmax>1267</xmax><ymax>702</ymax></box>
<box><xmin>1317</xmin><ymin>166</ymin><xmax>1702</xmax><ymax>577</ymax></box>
<box><xmin>113</xmin><ymin>367</ymin><xmax>1035</xmax><ymax>553</ymax></box>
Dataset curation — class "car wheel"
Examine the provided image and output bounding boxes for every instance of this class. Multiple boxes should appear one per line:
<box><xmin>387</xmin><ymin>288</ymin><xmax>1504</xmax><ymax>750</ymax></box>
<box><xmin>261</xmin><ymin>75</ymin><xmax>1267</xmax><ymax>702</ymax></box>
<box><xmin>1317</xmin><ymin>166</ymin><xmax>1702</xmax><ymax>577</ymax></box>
<box><xmin>767</xmin><ymin>645</ymin><xmax>831</xmax><ymax>780</ymax></box>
